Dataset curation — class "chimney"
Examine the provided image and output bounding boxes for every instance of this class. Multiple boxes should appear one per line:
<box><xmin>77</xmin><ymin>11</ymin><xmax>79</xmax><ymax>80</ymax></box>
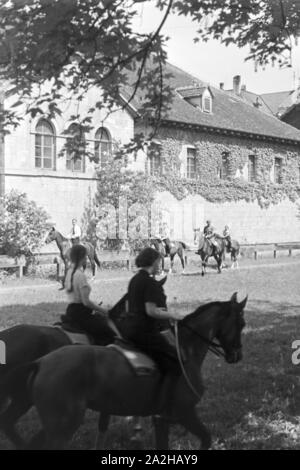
<box><xmin>219</xmin><ymin>82</ymin><xmax>224</xmax><ymax>90</ymax></box>
<box><xmin>233</xmin><ymin>75</ymin><xmax>241</xmax><ymax>95</ymax></box>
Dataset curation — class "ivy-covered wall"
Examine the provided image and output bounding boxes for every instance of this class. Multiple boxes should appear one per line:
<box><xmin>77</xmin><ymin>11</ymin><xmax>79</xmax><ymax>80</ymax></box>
<box><xmin>134</xmin><ymin>123</ymin><xmax>300</xmax><ymax>243</ymax></box>
<box><xmin>136</xmin><ymin>123</ymin><xmax>300</xmax><ymax>208</ymax></box>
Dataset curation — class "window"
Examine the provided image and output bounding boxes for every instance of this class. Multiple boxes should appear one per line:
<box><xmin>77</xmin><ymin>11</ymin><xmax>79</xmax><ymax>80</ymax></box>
<box><xmin>66</xmin><ymin>123</ymin><xmax>85</xmax><ymax>172</ymax></box>
<box><xmin>203</xmin><ymin>96</ymin><xmax>212</xmax><ymax>113</ymax></box>
<box><xmin>274</xmin><ymin>158</ymin><xmax>282</xmax><ymax>184</ymax></box>
<box><xmin>35</xmin><ymin>119</ymin><xmax>55</xmax><ymax>169</ymax></box>
<box><xmin>187</xmin><ymin>148</ymin><xmax>196</xmax><ymax>179</ymax></box>
<box><xmin>219</xmin><ymin>152</ymin><xmax>229</xmax><ymax>179</ymax></box>
<box><xmin>248</xmin><ymin>155</ymin><xmax>256</xmax><ymax>182</ymax></box>
<box><xmin>95</xmin><ymin>127</ymin><xmax>112</xmax><ymax>168</ymax></box>
<box><xmin>148</xmin><ymin>144</ymin><xmax>161</xmax><ymax>176</ymax></box>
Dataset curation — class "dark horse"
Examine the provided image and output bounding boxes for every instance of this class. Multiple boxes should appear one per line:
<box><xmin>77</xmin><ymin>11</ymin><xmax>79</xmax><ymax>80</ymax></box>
<box><xmin>0</xmin><ymin>278</ymin><xmax>168</xmax><ymax>449</ymax></box>
<box><xmin>149</xmin><ymin>239</ymin><xmax>187</xmax><ymax>274</ymax></box>
<box><xmin>1</xmin><ymin>293</ymin><xmax>247</xmax><ymax>449</ymax></box>
<box><xmin>196</xmin><ymin>233</ymin><xmax>226</xmax><ymax>276</ymax></box>
<box><xmin>45</xmin><ymin>228</ymin><xmax>100</xmax><ymax>287</ymax></box>
<box><xmin>0</xmin><ymin>294</ymin><xmax>127</xmax><ymax>448</ymax></box>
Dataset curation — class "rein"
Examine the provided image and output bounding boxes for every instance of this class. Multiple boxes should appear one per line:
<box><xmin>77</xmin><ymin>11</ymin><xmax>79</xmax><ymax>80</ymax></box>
<box><xmin>174</xmin><ymin>318</ymin><xmax>225</xmax><ymax>401</ymax></box>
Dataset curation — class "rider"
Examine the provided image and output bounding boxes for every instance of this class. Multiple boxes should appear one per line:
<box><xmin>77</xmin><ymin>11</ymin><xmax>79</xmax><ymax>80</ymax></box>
<box><xmin>203</xmin><ymin>220</ymin><xmax>218</xmax><ymax>250</ymax></box>
<box><xmin>68</xmin><ymin>218</ymin><xmax>81</xmax><ymax>245</ymax></box>
<box><xmin>223</xmin><ymin>225</ymin><xmax>232</xmax><ymax>252</ymax></box>
<box><xmin>63</xmin><ymin>244</ymin><xmax>115</xmax><ymax>345</ymax></box>
<box><xmin>122</xmin><ymin>247</ymin><xmax>182</xmax><ymax>375</ymax></box>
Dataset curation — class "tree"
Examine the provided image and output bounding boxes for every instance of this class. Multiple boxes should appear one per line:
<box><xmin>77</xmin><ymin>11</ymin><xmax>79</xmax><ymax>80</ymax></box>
<box><xmin>0</xmin><ymin>190</ymin><xmax>51</xmax><ymax>257</ymax></box>
<box><xmin>0</xmin><ymin>0</ymin><xmax>299</xmax><ymax>141</ymax></box>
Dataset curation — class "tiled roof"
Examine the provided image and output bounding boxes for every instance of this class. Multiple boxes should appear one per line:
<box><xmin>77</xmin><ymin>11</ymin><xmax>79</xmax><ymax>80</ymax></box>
<box><xmin>260</xmin><ymin>90</ymin><xmax>295</xmax><ymax>115</ymax></box>
<box><xmin>226</xmin><ymin>89</ymin><xmax>273</xmax><ymax>115</ymax></box>
<box><xmin>122</xmin><ymin>62</ymin><xmax>300</xmax><ymax>144</ymax></box>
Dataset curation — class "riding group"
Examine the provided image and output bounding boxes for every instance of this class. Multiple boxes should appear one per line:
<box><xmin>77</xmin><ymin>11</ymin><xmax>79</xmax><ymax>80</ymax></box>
<box><xmin>0</xmin><ymin>218</ymin><xmax>246</xmax><ymax>450</ymax></box>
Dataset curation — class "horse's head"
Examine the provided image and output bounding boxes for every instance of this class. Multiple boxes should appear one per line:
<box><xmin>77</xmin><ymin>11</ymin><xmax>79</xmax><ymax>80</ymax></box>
<box><xmin>45</xmin><ymin>227</ymin><xmax>57</xmax><ymax>244</ymax></box>
<box><xmin>215</xmin><ymin>292</ymin><xmax>247</xmax><ymax>364</ymax></box>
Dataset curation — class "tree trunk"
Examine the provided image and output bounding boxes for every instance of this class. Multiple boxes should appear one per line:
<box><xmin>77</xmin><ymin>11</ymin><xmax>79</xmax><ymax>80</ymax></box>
<box><xmin>0</xmin><ymin>92</ymin><xmax>4</xmax><ymax>198</ymax></box>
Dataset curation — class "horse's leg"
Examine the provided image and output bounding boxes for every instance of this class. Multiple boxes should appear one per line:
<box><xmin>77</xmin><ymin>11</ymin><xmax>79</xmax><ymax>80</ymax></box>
<box><xmin>214</xmin><ymin>254</ymin><xmax>222</xmax><ymax>273</ymax></box>
<box><xmin>95</xmin><ymin>413</ymin><xmax>110</xmax><ymax>450</ymax></box>
<box><xmin>201</xmin><ymin>256</ymin><xmax>207</xmax><ymax>276</ymax></box>
<box><xmin>179</xmin><ymin>250</ymin><xmax>185</xmax><ymax>275</ymax></box>
<box><xmin>178</xmin><ymin>405</ymin><xmax>211</xmax><ymax>450</ymax></box>
<box><xmin>152</xmin><ymin>415</ymin><xmax>169</xmax><ymax>450</ymax></box>
<box><xmin>0</xmin><ymin>396</ymin><xmax>32</xmax><ymax>449</ymax></box>
<box><xmin>59</xmin><ymin>260</ymin><xmax>68</xmax><ymax>290</ymax></box>
<box><xmin>169</xmin><ymin>254</ymin><xmax>175</xmax><ymax>274</ymax></box>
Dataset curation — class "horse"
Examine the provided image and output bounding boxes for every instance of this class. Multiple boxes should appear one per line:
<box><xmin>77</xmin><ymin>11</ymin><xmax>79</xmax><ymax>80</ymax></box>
<box><xmin>45</xmin><ymin>227</ymin><xmax>100</xmax><ymax>287</ymax></box>
<box><xmin>1</xmin><ymin>293</ymin><xmax>247</xmax><ymax>450</ymax></box>
<box><xmin>223</xmin><ymin>238</ymin><xmax>240</xmax><ymax>269</ymax></box>
<box><xmin>0</xmin><ymin>277</ymin><xmax>167</xmax><ymax>449</ymax></box>
<box><xmin>195</xmin><ymin>233</ymin><xmax>226</xmax><ymax>276</ymax></box>
<box><xmin>0</xmin><ymin>295</ymin><xmax>126</xmax><ymax>448</ymax></box>
<box><xmin>149</xmin><ymin>239</ymin><xmax>187</xmax><ymax>274</ymax></box>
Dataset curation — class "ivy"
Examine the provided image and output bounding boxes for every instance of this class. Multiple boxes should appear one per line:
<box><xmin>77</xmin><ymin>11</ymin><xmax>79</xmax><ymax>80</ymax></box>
<box><xmin>146</xmin><ymin>130</ymin><xmax>300</xmax><ymax>209</ymax></box>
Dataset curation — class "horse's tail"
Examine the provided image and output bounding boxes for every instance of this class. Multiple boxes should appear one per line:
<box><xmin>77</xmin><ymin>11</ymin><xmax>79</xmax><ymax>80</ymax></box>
<box><xmin>0</xmin><ymin>362</ymin><xmax>39</xmax><ymax>416</ymax></box>
<box><xmin>93</xmin><ymin>248</ymin><xmax>101</xmax><ymax>268</ymax></box>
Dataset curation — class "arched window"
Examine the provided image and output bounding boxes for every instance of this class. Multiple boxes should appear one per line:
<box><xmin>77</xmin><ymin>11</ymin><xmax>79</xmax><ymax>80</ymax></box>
<box><xmin>35</xmin><ymin>119</ymin><xmax>56</xmax><ymax>169</ymax></box>
<box><xmin>94</xmin><ymin>128</ymin><xmax>112</xmax><ymax>168</ymax></box>
<box><xmin>65</xmin><ymin>123</ymin><xmax>85</xmax><ymax>172</ymax></box>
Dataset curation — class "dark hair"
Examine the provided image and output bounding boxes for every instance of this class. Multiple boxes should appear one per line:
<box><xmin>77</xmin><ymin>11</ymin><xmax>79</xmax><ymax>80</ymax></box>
<box><xmin>135</xmin><ymin>247</ymin><xmax>161</xmax><ymax>268</ymax></box>
<box><xmin>67</xmin><ymin>245</ymin><xmax>87</xmax><ymax>293</ymax></box>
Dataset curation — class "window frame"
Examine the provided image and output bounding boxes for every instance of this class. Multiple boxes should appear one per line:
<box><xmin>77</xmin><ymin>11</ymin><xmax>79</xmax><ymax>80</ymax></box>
<box><xmin>65</xmin><ymin>123</ymin><xmax>86</xmax><ymax>173</ymax></box>
<box><xmin>34</xmin><ymin>119</ymin><xmax>56</xmax><ymax>170</ymax></box>
<box><xmin>186</xmin><ymin>148</ymin><xmax>197</xmax><ymax>180</ymax></box>
<box><xmin>94</xmin><ymin>127</ymin><xmax>112</xmax><ymax>169</ymax></box>
<box><xmin>274</xmin><ymin>157</ymin><xmax>283</xmax><ymax>184</ymax></box>
<box><xmin>202</xmin><ymin>95</ymin><xmax>212</xmax><ymax>113</ymax></box>
<box><xmin>148</xmin><ymin>144</ymin><xmax>162</xmax><ymax>176</ymax></box>
<box><xmin>248</xmin><ymin>155</ymin><xmax>256</xmax><ymax>182</ymax></box>
<box><xmin>219</xmin><ymin>151</ymin><xmax>230</xmax><ymax>180</ymax></box>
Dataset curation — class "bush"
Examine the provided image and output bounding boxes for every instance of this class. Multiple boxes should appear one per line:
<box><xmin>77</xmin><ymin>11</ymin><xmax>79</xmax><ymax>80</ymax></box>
<box><xmin>0</xmin><ymin>190</ymin><xmax>51</xmax><ymax>258</ymax></box>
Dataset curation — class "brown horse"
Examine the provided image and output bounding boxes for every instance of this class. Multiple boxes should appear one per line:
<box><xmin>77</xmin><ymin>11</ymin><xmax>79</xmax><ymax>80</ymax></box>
<box><xmin>0</xmin><ymin>278</ymin><xmax>168</xmax><ymax>448</ymax></box>
<box><xmin>0</xmin><ymin>293</ymin><xmax>127</xmax><ymax>448</ymax></box>
<box><xmin>196</xmin><ymin>233</ymin><xmax>226</xmax><ymax>276</ymax></box>
<box><xmin>223</xmin><ymin>238</ymin><xmax>240</xmax><ymax>269</ymax></box>
<box><xmin>2</xmin><ymin>293</ymin><xmax>247</xmax><ymax>449</ymax></box>
<box><xmin>149</xmin><ymin>239</ymin><xmax>186</xmax><ymax>274</ymax></box>
<box><xmin>45</xmin><ymin>228</ymin><xmax>100</xmax><ymax>288</ymax></box>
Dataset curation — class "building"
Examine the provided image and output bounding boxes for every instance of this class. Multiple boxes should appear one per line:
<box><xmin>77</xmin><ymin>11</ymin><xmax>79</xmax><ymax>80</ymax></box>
<box><xmin>1</xmin><ymin>62</ymin><xmax>300</xmax><ymax>246</ymax></box>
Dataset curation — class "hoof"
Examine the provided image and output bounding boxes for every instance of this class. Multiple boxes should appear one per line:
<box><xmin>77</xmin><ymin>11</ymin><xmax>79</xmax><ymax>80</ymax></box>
<box><xmin>201</xmin><ymin>272</ymin><xmax>204</xmax><ymax>277</ymax></box>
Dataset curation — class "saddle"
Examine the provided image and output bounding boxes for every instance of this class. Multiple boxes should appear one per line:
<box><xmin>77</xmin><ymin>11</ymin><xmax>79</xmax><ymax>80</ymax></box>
<box><xmin>108</xmin><ymin>339</ymin><xmax>158</xmax><ymax>376</ymax></box>
<box><xmin>54</xmin><ymin>316</ymin><xmax>94</xmax><ymax>345</ymax></box>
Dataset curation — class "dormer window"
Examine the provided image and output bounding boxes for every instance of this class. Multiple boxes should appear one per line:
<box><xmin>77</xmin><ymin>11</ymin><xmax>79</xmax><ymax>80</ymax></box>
<box><xmin>203</xmin><ymin>95</ymin><xmax>212</xmax><ymax>113</ymax></box>
<box><xmin>177</xmin><ymin>85</ymin><xmax>213</xmax><ymax>114</ymax></box>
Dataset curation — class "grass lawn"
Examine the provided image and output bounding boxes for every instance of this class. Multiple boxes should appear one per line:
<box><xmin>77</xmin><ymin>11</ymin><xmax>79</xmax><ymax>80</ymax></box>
<box><xmin>0</xmin><ymin>258</ymin><xmax>300</xmax><ymax>449</ymax></box>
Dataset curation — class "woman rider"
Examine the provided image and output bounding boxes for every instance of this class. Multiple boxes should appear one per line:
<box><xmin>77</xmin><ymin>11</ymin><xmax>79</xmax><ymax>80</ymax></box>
<box><xmin>123</xmin><ymin>247</ymin><xmax>182</xmax><ymax>375</ymax></box>
<box><xmin>63</xmin><ymin>244</ymin><xmax>115</xmax><ymax>345</ymax></box>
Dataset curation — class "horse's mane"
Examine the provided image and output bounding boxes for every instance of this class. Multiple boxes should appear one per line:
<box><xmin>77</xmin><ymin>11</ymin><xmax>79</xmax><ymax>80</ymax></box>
<box><xmin>181</xmin><ymin>300</ymin><xmax>230</xmax><ymax>324</ymax></box>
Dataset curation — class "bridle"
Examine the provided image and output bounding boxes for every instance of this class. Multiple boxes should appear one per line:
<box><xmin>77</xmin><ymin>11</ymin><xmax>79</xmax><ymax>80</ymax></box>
<box><xmin>174</xmin><ymin>318</ymin><xmax>226</xmax><ymax>401</ymax></box>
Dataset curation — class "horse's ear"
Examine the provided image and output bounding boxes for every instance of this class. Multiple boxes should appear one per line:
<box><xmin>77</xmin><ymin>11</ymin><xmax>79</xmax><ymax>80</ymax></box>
<box><xmin>230</xmin><ymin>292</ymin><xmax>238</xmax><ymax>303</ymax></box>
<box><xmin>239</xmin><ymin>295</ymin><xmax>248</xmax><ymax>310</ymax></box>
<box><xmin>158</xmin><ymin>275</ymin><xmax>167</xmax><ymax>286</ymax></box>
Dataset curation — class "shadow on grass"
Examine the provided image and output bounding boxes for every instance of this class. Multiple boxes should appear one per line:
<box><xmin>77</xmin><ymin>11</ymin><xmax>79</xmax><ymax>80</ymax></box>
<box><xmin>0</xmin><ymin>298</ymin><xmax>300</xmax><ymax>449</ymax></box>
